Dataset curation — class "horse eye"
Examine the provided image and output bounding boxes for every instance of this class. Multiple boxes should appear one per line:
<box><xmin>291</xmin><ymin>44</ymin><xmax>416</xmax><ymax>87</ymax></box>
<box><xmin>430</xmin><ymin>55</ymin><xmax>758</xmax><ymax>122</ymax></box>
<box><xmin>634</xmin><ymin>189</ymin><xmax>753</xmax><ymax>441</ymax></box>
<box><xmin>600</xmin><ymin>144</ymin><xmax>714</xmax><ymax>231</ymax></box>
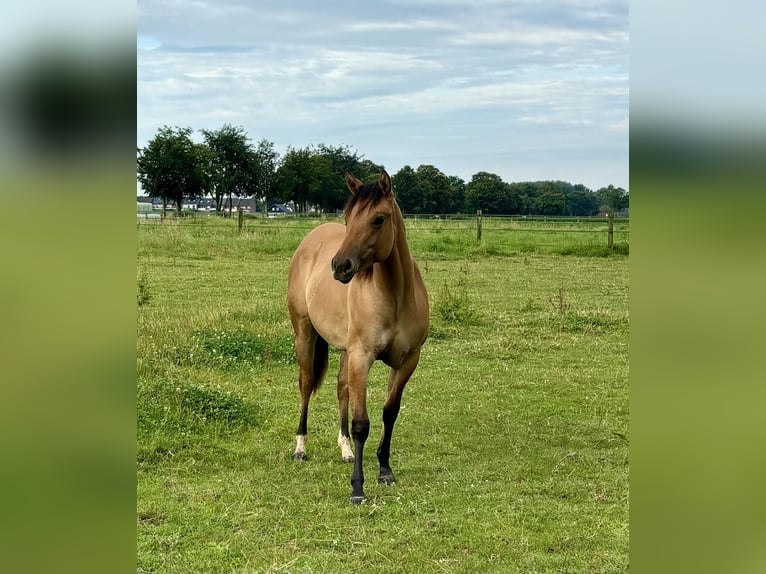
<box><xmin>373</xmin><ymin>215</ymin><xmax>385</xmax><ymax>225</ymax></box>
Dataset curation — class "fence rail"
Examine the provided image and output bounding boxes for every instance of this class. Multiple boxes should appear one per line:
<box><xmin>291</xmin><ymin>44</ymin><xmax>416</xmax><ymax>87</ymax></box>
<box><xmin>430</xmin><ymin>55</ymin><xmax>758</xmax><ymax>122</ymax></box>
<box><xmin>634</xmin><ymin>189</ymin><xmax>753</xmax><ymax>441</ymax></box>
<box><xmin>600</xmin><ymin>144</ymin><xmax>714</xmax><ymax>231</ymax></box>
<box><xmin>137</xmin><ymin>209</ymin><xmax>628</xmax><ymax>251</ymax></box>
<box><xmin>136</xmin><ymin>211</ymin><xmax>628</xmax><ymax>223</ymax></box>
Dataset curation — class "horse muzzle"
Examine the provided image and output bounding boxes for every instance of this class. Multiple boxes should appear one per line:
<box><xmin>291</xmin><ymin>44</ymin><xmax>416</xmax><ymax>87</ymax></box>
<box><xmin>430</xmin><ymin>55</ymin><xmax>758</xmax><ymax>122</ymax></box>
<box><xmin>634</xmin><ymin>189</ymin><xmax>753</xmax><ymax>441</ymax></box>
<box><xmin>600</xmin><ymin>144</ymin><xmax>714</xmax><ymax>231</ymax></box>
<box><xmin>331</xmin><ymin>256</ymin><xmax>357</xmax><ymax>284</ymax></box>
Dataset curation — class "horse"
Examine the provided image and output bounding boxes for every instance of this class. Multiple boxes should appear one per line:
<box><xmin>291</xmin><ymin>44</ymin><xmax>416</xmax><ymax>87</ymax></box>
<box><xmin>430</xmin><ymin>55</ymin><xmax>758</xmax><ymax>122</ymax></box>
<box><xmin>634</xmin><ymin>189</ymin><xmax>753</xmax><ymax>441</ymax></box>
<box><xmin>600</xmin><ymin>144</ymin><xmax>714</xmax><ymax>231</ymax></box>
<box><xmin>287</xmin><ymin>170</ymin><xmax>429</xmax><ymax>504</ymax></box>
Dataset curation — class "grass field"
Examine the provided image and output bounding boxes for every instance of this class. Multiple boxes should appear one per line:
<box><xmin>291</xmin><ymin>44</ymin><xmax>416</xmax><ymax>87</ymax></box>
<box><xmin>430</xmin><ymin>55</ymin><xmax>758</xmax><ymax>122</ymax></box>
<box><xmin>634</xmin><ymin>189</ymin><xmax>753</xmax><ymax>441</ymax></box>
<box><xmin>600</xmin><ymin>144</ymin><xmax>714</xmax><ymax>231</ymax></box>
<box><xmin>137</xmin><ymin>217</ymin><xmax>629</xmax><ymax>573</ymax></box>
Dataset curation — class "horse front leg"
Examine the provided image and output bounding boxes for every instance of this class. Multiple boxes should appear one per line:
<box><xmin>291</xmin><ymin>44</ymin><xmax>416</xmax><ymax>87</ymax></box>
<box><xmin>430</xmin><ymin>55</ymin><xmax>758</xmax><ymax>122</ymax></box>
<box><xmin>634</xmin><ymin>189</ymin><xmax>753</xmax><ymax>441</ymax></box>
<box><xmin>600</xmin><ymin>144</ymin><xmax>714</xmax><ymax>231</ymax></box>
<box><xmin>377</xmin><ymin>350</ymin><xmax>420</xmax><ymax>485</ymax></box>
<box><xmin>347</xmin><ymin>349</ymin><xmax>374</xmax><ymax>504</ymax></box>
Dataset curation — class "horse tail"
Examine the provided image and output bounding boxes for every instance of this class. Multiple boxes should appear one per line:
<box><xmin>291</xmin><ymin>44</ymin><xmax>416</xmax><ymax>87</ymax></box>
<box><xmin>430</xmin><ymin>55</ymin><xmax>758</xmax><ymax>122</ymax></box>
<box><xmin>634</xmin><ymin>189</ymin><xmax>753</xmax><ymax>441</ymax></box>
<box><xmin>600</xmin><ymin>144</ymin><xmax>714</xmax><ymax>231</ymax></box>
<box><xmin>311</xmin><ymin>336</ymin><xmax>329</xmax><ymax>395</ymax></box>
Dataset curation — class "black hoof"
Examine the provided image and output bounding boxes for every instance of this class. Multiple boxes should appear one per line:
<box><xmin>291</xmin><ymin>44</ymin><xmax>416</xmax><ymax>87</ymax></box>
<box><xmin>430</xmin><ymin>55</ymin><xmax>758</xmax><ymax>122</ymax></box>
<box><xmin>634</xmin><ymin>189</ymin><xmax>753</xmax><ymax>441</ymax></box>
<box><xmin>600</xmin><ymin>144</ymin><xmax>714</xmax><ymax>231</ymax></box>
<box><xmin>378</xmin><ymin>470</ymin><xmax>396</xmax><ymax>485</ymax></box>
<box><xmin>342</xmin><ymin>455</ymin><xmax>355</xmax><ymax>464</ymax></box>
<box><xmin>292</xmin><ymin>452</ymin><xmax>308</xmax><ymax>461</ymax></box>
<box><xmin>350</xmin><ymin>495</ymin><xmax>367</xmax><ymax>505</ymax></box>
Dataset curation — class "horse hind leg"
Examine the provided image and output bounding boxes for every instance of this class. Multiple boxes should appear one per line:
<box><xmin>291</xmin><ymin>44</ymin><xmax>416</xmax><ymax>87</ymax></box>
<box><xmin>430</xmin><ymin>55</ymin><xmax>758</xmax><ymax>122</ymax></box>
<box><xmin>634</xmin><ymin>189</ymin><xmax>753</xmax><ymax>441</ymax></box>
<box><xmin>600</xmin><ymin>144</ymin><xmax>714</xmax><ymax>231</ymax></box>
<box><xmin>293</xmin><ymin>330</ymin><xmax>328</xmax><ymax>461</ymax></box>
<box><xmin>336</xmin><ymin>351</ymin><xmax>354</xmax><ymax>463</ymax></box>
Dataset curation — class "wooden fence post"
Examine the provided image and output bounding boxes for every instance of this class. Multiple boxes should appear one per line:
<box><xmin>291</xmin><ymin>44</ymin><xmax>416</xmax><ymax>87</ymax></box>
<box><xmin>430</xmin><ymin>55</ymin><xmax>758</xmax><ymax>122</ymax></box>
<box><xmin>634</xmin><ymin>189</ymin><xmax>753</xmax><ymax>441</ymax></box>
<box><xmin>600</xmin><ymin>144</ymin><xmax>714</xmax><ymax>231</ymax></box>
<box><xmin>476</xmin><ymin>209</ymin><xmax>483</xmax><ymax>242</ymax></box>
<box><xmin>607</xmin><ymin>210</ymin><xmax>614</xmax><ymax>249</ymax></box>
<box><xmin>238</xmin><ymin>207</ymin><xmax>244</xmax><ymax>232</ymax></box>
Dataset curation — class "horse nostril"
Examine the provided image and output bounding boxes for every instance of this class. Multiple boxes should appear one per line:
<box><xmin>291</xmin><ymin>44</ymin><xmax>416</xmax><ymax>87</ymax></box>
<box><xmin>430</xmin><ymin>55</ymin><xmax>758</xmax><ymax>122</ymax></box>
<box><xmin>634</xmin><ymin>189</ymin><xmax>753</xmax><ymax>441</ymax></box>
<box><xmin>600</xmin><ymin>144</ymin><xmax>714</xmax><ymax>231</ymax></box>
<box><xmin>332</xmin><ymin>257</ymin><xmax>354</xmax><ymax>279</ymax></box>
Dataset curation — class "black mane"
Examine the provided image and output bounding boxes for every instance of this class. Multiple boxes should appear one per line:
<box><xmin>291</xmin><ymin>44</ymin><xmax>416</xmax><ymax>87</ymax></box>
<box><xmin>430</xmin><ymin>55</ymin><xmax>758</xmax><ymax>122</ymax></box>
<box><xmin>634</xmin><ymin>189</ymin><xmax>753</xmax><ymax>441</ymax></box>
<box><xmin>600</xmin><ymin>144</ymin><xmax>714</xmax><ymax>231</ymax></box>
<box><xmin>343</xmin><ymin>181</ymin><xmax>386</xmax><ymax>217</ymax></box>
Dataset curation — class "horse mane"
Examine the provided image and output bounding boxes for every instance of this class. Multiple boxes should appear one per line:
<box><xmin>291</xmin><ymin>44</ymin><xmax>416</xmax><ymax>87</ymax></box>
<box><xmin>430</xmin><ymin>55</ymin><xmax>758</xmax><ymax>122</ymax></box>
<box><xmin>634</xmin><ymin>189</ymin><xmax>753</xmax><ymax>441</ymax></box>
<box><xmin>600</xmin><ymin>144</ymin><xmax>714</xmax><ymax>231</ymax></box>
<box><xmin>343</xmin><ymin>181</ymin><xmax>388</xmax><ymax>217</ymax></box>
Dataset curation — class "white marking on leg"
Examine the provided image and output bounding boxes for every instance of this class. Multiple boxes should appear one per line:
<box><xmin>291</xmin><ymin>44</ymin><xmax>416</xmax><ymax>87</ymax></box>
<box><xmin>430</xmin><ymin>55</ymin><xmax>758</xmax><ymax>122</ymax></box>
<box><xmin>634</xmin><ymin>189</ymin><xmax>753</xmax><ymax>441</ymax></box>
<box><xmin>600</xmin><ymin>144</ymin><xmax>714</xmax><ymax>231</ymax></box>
<box><xmin>338</xmin><ymin>430</ymin><xmax>354</xmax><ymax>461</ymax></box>
<box><xmin>294</xmin><ymin>434</ymin><xmax>307</xmax><ymax>456</ymax></box>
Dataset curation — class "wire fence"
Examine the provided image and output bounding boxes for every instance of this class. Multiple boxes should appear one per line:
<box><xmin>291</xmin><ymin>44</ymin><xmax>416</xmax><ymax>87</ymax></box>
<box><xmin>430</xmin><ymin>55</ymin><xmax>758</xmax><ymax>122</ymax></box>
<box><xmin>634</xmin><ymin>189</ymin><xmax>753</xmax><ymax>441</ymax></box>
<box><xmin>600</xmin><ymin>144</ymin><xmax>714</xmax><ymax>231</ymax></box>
<box><xmin>137</xmin><ymin>209</ymin><xmax>629</xmax><ymax>252</ymax></box>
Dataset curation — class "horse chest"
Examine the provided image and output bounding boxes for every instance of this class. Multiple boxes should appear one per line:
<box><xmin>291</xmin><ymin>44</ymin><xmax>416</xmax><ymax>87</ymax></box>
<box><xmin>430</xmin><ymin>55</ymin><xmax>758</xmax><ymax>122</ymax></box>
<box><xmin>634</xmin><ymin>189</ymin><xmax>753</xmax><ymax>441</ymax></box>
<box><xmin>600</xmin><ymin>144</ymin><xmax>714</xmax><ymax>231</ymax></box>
<box><xmin>379</xmin><ymin>336</ymin><xmax>415</xmax><ymax>368</ymax></box>
<box><xmin>350</xmin><ymin>318</ymin><xmax>416</xmax><ymax>367</ymax></box>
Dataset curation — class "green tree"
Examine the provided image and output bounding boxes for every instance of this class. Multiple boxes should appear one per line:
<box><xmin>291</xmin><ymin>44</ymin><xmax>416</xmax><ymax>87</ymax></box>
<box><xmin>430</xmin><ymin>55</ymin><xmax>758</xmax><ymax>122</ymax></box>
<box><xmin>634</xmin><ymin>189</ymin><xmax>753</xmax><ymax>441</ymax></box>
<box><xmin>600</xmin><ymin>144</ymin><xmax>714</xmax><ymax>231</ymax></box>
<box><xmin>356</xmin><ymin>158</ymin><xmax>386</xmax><ymax>183</ymax></box>
<box><xmin>391</xmin><ymin>165</ymin><xmax>421</xmax><ymax>214</ymax></box>
<box><xmin>511</xmin><ymin>182</ymin><xmax>538</xmax><ymax>215</ymax></box>
<box><xmin>596</xmin><ymin>185</ymin><xmax>629</xmax><ymax>213</ymax></box>
<box><xmin>465</xmin><ymin>172</ymin><xmax>509</xmax><ymax>214</ymax></box>
<box><xmin>201</xmin><ymin>124</ymin><xmax>258</xmax><ymax>214</ymax></box>
<box><xmin>537</xmin><ymin>190</ymin><xmax>566</xmax><ymax>215</ymax></box>
<box><xmin>311</xmin><ymin>144</ymin><xmax>367</xmax><ymax>212</ymax></box>
<box><xmin>137</xmin><ymin>125</ymin><xmax>208</xmax><ymax>215</ymax></box>
<box><xmin>308</xmin><ymin>151</ymin><xmax>338</xmax><ymax>213</ymax></box>
<box><xmin>272</xmin><ymin>144</ymin><xmax>381</xmax><ymax>214</ymax></box>
<box><xmin>273</xmin><ymin>146</ymin><xmax>313</xmax><ymax>213</ymax></box>
<box><xmin>253</xmin><ymin>138</ymin><xmax>280</xmax><ymax>215</ymax></box>
<box><xmin>565</xmin><ymin>190</ymin><xmax>600</xmax><ymax>216</ymax></box>
<box><xmin>416</xmin><ymin>164</ymin><xmax>451</xmax><ymax>214</ymax></box>
<box><xmin>447</xmin><ymin>176</ymin><xmax>466</xmax><ymax>214</ymax></box>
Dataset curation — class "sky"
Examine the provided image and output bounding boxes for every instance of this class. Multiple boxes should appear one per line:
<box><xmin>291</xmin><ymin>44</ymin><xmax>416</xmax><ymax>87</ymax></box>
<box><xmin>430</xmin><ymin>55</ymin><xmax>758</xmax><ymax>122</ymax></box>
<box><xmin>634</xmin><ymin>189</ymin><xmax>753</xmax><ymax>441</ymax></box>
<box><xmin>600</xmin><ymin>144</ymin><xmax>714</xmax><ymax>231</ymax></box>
<box><xmin>137</xmin><ymin>0</ymin><xmax>628</xmax><ymax>192</ymax></box>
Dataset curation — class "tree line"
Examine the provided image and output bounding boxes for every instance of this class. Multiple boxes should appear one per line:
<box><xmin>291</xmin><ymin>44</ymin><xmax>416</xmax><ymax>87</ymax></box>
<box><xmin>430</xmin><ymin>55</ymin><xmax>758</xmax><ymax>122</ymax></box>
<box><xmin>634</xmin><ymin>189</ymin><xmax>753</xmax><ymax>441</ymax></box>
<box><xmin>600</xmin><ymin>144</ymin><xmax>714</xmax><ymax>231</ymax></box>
<box><xmin>137</xmin><ymin>124</ymin><xmax>628</xmax><ymax>216</ymax></box>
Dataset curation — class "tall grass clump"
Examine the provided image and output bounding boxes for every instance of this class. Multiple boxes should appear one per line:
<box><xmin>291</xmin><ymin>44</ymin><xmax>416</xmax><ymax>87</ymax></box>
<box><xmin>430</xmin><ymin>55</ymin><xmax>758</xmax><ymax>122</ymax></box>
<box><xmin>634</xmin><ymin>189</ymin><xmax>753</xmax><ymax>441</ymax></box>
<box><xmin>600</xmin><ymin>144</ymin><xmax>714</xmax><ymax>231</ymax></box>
<box><xmin>137</xmin><ymin>378</ymin><xmax>258</xmax><ymax>436</ymax></box>
<box><xmin>555</xmin><ymin>243</ymin><xmax>629</xmax><ymax>257</ymax></box>
<box><xmin>190</xmin><ymin>329</ymin><xmax>295</xmax><ymax>369</ymax></box>
<box><xmin>137</xmin><ymin>377</ymin><xmax>259</xmax><ymax>473</ymax></box>
<box><xmin>433</xmin><ymin>265</ymin><xmax>479</xmax><ymax>324</ymax></box>
<box><xmin>137</xmin><ymin>270</ymin><xmax>151</xmax><ymax>306</ymax></box>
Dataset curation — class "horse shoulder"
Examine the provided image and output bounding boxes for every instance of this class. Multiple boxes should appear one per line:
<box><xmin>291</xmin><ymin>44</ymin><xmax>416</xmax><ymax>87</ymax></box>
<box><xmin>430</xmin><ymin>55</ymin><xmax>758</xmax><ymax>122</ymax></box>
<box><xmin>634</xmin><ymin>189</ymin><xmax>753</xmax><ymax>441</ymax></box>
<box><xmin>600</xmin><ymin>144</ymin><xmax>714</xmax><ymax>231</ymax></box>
<box><xmin>302</xmin><ymin>224</ymin><xmax>350</xmax><ymax>348</ymax></box>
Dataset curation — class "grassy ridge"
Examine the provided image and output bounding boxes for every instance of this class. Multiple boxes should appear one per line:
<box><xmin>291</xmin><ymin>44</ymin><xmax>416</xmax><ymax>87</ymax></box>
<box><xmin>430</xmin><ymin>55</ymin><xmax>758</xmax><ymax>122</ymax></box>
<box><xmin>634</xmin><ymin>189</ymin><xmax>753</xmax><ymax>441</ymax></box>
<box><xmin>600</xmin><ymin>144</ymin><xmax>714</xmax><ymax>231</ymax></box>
<box><xmin>137</xmin><ymin>220</ymin><xmax>628</xmax><ymax>573</ymax></box>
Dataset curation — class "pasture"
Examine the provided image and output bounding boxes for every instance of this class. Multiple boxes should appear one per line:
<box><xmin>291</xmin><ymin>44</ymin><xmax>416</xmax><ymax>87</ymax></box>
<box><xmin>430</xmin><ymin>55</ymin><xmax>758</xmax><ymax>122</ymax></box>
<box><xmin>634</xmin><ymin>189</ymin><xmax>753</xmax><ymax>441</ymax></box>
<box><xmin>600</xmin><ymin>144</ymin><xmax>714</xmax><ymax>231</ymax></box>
<box><xmin>137</xmin><ymin>216</ymin><xmax>629</xmax><ymax>573</ymax></box>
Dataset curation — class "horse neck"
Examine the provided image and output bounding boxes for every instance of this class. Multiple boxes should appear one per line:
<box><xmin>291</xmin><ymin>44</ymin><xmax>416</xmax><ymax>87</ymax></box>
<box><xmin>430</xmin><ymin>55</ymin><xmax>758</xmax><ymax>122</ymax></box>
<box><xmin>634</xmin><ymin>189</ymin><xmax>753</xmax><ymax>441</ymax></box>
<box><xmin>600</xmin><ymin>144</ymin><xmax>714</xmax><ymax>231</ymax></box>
<box><xmin>375</xmin><ymin>202</ymin><xmax>415</xmax><ymax>298</ymax></box>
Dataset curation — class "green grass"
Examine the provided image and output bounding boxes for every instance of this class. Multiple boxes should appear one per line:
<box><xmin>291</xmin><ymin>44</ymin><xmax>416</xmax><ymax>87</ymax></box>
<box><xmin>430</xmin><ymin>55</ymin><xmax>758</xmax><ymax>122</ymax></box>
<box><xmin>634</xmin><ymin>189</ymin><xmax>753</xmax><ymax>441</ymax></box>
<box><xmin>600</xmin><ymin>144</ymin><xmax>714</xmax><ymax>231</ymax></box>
<box><xmin>137</xmin><ymin>219</ymin><xmax>628</xmax><ymax>573</ymax></box>
<box><xmin>137</xmin><ymin>213</ymin><xmax>628</xmax><ymax>260</ymax></box>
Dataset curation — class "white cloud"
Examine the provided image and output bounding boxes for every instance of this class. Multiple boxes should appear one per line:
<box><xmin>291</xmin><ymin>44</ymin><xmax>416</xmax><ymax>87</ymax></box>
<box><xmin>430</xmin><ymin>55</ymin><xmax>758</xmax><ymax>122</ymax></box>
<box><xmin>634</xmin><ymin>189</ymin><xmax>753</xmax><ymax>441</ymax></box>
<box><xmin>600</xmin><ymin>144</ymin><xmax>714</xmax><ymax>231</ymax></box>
<box><xmin>345</xmin><ymin>19</ymin><xmax>459</xmax><ymax>33</ymax></box>
<box><xmin>137</xmin><ymin>0</ymin><xmax>629</xmax><ymax>190</ymax></box>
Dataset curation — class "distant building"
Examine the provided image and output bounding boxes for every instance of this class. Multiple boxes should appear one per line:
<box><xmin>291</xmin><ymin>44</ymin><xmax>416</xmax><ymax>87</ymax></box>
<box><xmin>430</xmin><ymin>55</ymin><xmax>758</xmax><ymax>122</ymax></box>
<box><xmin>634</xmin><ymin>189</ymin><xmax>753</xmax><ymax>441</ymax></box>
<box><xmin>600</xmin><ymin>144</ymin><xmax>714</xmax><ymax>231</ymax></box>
<box><xmin>136</xmin><ymin>199</ymin><xmax>161</xmax><ymax>219</ymax></box>
<box><xmin>135</xmin><ymin>195</ymin><xmax>260</xmax><ymax>213</ymax></box>
<box><xmin>267</xmin><ymin>202</ymin><xmax>293</xmax><ymax>217</ymax></box>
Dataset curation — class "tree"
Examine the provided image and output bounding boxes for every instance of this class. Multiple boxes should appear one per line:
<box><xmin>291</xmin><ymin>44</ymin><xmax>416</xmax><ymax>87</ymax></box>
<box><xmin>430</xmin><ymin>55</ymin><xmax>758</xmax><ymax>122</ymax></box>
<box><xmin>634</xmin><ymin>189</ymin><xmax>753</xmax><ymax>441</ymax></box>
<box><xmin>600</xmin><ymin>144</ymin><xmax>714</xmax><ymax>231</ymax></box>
<box><xmin>273</xmin><ymin>144</ymin><xmax>384</xmax><ymax>214</ymax></box>
<box><xmin>310</xmin><ymin>144</ymin><xmax>367</xmax><ymax>213</ymax></box>
<box><xmin>596</xmin><ymin>185</ymin><xmax>629</xmax><ymax>213</ymax></box>
<box><xmin>447</xmin><ymin>176</ymin><xmax>466</xmax><ymax>214</ymax></box>
<box><xmin>391</xmin><ymin>165</ymin><xmax>421</xmax><ymax>214</ymax></box>
<box><xmin>511</xmin><ymin>181</ymin><xmax>539</xmax><ymax>215</ymax></box>
<box><xmin>565</xmin><ymin>190</ymin><xmax>600</xmax><ymax>216</ymax></box>
<box><xmin>273</xmin><ymin>146</ymin><xmax>314</xmax><ymax>213</ymax></box>
<box><xmin>252</xmin><ymin>138</ymin><xmax>279</xmax><ymax>214</ymax></box>
<box><xmin>465</xmin><ymin>172</ymin><xmax>509</xmax><ymax>214</ymax></box>
<box><xmin>201</xmin><ymin>124</ymin><xmax>258</xmax><ymax>214</ymax></box>
<box><xmin>356</xmin><ymin>158</ymin><xmax>386</xmax><ymax>182</ymax></box>
<box><xmin>415</xmin><ymin>165</ymin><xmax>451</xmax><ymax>214</ymax></box>
<box><xmin>537</xmin><ymin>190</ymin><xmax>566</xmax><ymax>215</ymax></box>
<box><xmin>137</xmin><ymin>125</ymin><xmax>208</xmax><ymax>214</ymax></box>
<box><xmin>308</xmin><ymin>151</ymin><xmax>338</xmax><ymax>212</ymax></box>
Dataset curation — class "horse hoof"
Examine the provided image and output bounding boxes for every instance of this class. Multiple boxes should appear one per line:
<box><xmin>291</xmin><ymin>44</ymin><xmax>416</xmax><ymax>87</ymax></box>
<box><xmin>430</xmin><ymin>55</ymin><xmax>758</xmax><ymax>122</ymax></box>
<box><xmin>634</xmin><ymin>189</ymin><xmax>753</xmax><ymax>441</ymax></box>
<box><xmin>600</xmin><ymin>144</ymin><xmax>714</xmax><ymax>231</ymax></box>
<box><xmin>292</xmin><ymin>452</ymin><xmax>308</xmax><ymax>461</ymax></box>
<box><xmin>342</xmin><ymin>455</ymin><xmax>355</xmax><ymax>463</ymax></box>
<box><xmin>378</xmin><ymin>474</ymin><xmax>396</xmax><ymax>485</ymax></box>
<box><xmin>350</xmin><ymin>495</ymin><xmax>366</xmax><ymax>505</ymax></box>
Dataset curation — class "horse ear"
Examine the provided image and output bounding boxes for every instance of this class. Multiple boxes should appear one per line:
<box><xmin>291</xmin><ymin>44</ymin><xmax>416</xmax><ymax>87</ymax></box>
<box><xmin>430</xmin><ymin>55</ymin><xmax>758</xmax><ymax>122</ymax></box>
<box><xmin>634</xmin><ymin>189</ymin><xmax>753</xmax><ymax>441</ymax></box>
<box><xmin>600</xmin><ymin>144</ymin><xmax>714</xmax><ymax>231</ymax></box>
<box><xmin>345</xmin><ymin>171</ymin><xmax>363</xmax><ymax>195</ymax></box>
<box><xmin>378</xmin><ymin>170</ymin><xmax>392</xmax><ymax>196</ymax></box>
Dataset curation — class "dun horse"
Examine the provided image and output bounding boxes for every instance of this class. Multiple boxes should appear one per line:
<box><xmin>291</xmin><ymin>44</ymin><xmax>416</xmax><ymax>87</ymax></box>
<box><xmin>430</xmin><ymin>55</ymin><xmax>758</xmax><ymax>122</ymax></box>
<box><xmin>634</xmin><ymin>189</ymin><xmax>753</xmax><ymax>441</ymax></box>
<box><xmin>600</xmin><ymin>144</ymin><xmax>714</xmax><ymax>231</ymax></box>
<box><xmin>287</xmin><ymin>170</ymin><xmax>429</xmax><ymax>503</ymax></box>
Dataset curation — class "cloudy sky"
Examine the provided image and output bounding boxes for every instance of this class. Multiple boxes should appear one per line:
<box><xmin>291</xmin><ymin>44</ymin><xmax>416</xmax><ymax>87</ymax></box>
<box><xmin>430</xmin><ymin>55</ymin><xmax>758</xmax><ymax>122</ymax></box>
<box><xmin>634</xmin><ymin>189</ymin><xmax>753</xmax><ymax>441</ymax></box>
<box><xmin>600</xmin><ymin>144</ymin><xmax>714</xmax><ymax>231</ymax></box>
<box><xmin>137</xmin><ymin>0</ymin><xmax>628</xmax><ymax>191</ymax></box>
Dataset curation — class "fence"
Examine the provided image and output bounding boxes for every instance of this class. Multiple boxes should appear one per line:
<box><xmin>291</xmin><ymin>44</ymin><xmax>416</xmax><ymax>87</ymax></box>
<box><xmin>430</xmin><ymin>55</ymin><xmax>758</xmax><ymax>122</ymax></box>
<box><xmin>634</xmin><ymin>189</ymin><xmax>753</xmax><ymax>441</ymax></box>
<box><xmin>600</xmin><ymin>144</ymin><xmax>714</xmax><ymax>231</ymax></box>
<box><xmin>137</xmin><ymin>209</ymin><xmax>629</xmax><ymax>253</ymax></box>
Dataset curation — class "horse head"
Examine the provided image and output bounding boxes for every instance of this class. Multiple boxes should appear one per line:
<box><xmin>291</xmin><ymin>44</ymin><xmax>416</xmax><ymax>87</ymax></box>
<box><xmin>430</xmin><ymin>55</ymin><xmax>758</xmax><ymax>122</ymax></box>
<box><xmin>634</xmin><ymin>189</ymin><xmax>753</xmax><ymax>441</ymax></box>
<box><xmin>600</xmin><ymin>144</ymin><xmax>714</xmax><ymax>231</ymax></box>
<box><xmin>331</xmin><ymin>170</ymin><xmax>397</xmax><ymax>284</ymax></box>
